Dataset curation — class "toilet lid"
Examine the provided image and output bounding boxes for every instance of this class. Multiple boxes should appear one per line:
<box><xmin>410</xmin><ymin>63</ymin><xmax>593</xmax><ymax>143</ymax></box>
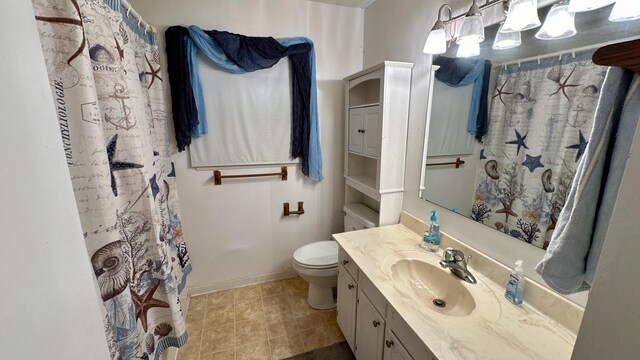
<box><xmin>293</xmin><ymin>241</ymin><xmax>338</xmax><ymax>268</ymax></box>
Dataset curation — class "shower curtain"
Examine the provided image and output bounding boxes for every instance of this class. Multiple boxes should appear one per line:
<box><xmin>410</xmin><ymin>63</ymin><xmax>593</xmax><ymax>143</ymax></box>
<box><xmin>471</xmin><ymin>51</ymin><xmax>606</xmax><ymax>249</ymax></box>
<box><xmin>32</xmin><ymin>0</ymin><xmax>191</xmax><ymax>359</ymax></box>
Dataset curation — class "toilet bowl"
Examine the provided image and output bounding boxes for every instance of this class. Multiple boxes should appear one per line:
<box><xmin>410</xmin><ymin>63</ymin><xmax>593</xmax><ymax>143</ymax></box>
<box><xmin>293</xmin><ymin>241</ymin><xmax>339</xmax><ymax>309</ymax></box>
<box><xmin>292</xmin><ymin>204</ymin><xmax>379</xmax><ymax>309</ymax></box>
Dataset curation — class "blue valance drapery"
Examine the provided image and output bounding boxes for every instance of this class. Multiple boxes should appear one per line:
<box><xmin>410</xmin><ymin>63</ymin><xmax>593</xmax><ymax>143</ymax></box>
<box><xmin>165</xmin><ymin>26</ymin><xmax>323</xmax><ymax>181</ymax></box>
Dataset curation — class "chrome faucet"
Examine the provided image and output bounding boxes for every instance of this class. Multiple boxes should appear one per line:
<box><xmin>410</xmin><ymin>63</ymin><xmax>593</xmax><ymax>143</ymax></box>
<box><xmin>439</xmin><ymin>248</ymin><xmax>477</xmax><ymax>284</ymax></box>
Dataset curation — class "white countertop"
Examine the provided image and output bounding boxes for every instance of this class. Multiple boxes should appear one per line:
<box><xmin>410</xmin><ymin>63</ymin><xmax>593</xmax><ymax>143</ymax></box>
<box><xmin>333</xmin><ymin>224</ymin><xmax>577</xmax><ymax>360</ymax></box>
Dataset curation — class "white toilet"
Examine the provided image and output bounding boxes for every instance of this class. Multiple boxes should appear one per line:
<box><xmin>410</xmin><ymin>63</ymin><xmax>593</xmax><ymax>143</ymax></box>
<box><xmin>292</xmin><ymin>204</ymin><xmax>378</xmax><ymax>309</ymax></box>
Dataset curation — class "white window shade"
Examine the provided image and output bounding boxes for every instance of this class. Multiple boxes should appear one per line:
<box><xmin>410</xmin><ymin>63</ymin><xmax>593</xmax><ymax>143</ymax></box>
<box><xmin>189</xmin><ymin>57</ymin><xmax>297</xmax><ymax>167</ymax></box>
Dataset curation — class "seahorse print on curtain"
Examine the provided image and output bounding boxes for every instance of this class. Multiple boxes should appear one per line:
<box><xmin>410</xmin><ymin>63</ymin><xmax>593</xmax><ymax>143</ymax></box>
<box><xmin>32</xmin><ymin>0</ymin><xmax>192</xmax><ymax>359</ymax></box>
<box><xmin>471</xmin><ymin>51</ymin><xmax>607</xmax><ymax>249</ymax></box>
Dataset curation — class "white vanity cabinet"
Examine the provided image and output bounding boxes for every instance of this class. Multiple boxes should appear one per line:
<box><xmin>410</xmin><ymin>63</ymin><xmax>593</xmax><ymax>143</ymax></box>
<box><xmin>343</xmin><ymin>62</ymin><xmax>413</xmax><ymax>228</ymax></box>
<box><xmin>337</xmin><ymin>246</ymin><xmax>436</xmax><ymax>360</ymax></box>
<box><xmin>383</xmin><ymin>330</ymin><xmax>414</xmax><ymax>360</ymax></box>
<box><xmin>337</xmin><ymin>248</ymin><xmax>359</xmax><ymax>349</ymax></box>
<box><xmin>355</xmin><ymin>289</ymin><xmax>386</xmax><ymax>360</ymax></box>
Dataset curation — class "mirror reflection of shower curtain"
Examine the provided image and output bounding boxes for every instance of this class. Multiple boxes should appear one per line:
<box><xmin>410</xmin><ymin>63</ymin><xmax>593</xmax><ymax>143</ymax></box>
<box><xmin>471</xmin><ymin>50</ymin><xmax>606</xmax><ymax>249</ymax></box>
<box><xmin>32</xmin><ymin>0</ymin><xmax>191</xmax><ymax>359</ymax></box>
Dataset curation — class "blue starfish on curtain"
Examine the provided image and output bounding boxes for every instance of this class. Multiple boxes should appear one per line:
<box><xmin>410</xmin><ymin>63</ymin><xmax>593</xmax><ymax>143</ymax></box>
<box><xmin>505</xmin><ymin>129</ymin><xmax>529</xmax><ymax>155</ymax></box>
<box><xmin>522</xmin><ymin>154</ymin><xmax>544</xmax><ymax>172</ymax></box>
<box><xmin>107</xmin><ymin>134</ymin><xmax>144</xmax><ymax>196</ymax></box>
<box><xmin>149</xmin><ymin>174</ymin><xmax>160</xmax><ymax>200</ymax></box>
<box><xmin>566</xmin><ymin>130</ymin><xmax>589</xmax><ymax>162</ymax></box>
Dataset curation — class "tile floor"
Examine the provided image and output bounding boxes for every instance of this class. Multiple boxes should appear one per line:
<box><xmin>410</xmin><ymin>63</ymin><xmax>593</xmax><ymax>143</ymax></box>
<box><xmin>178</xmin><ymin>276</ymin><xmax>346</xmax><ymax>360</ymax></box>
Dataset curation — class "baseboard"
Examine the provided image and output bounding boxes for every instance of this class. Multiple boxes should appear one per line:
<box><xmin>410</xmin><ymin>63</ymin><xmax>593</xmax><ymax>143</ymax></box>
<box><xmin>186</xmin><ymin>269</ymin><xmax>298</xmax><ymax>297</ymax></box>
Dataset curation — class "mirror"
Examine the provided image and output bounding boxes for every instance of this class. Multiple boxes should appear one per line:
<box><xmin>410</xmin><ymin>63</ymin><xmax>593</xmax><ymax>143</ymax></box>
<box><xmin>420</xmin><ymin>4</ymin><xmax>640</xmax><ymax>250</ymax></box>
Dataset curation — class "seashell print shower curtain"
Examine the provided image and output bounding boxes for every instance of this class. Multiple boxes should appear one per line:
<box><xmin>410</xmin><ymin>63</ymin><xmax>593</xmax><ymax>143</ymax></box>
<box><xmin>471</xmin><ymin>51</ymin><xmax>606</xmax><ymax>250</ymax></box>
<box><xmin>31</xmin><ymin>0</ymin><xmax>191</xmax><ymax>358</ymax></box>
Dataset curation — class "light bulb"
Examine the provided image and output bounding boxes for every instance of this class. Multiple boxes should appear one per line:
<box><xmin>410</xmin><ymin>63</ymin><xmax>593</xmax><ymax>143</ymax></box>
<box><xmin>502</xmin><ymin>0</ymin><xmax>542</xmax><ymax>33</ymax></box>
<box><xmin>424</xmin><ymin>28</ymin><xmax>447</xmax><ymax>54</ymax></box>
<box><xmin>568</xmin><ymin>0</ymin><xmax>616</xmax><ymax>13</ymax></box>
<box><xmin>609</xmin><ymin>0</ymin><xmax>640</xmax><ymax>22</ymax></box>
<box><xmin>457</xmin><ymin>1</ymin><xmax>485</xmax><ymax>44</ymax></box>
<box><xmin>535</xmin><ymin>2</ymin><xmax>577</xmax><ymax>40</ymax></box>
<box><xmin>493</xmin><ymin>23</ymin><xmax>521</xmax><ymax>49</ymax></box>
<box><xmin>457</xmin><ymin>41</ymin><xmax>480</xmax><ymax>57</ymax></box>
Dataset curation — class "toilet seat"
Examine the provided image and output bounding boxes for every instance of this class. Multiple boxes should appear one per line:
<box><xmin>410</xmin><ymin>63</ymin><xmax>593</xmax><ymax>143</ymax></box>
<box><xmin>293</xmin><ymin>241</ymin><xmax>338</xmax><ymax>269</ymax></box>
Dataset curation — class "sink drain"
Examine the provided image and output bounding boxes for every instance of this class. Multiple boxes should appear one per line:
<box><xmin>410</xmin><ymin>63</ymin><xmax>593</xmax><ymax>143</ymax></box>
<box><xmin>433</xmin><ymin>299</ymin><xmax>446</xmax><ymax>308</ymax></box>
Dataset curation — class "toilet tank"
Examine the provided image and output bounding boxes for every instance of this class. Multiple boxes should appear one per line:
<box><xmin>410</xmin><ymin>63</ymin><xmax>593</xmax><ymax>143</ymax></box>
<box><xmin>343</xmin><ymin>203</ymin><xmax>379</xmax><ymax>232</ymax></box>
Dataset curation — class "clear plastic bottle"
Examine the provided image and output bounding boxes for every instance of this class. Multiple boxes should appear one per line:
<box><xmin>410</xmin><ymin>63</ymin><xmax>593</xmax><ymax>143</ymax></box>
<box><xmin>420</xmin><ymin>223</ymin><xmax>430</xmax><ymax>251</ymax></box>
<box><xmin>505</xmin><ymin>260</ymin><xmax>525</xmax><ymax>305</ymax></box>
<box><xmin>427</xmin><ymin>210</ymin><xmax>440</xmax><ymax>252</ymax></box>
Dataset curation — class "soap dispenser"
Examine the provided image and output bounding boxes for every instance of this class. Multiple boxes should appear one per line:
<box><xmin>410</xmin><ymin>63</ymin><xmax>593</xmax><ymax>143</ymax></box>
<box><xmin>420</xmin><ymin>210</ymin><xmax>440</xmax><ymax>252</ymax></box>
<box><xmin>505</xmin><ymin>260</ymin><xmax>525</xmax><ymax>305</ymax></box>
<box><xmin>427</xmin><ymin>210</ymin><xmax>440</xmax><ymax>252</ymax></box>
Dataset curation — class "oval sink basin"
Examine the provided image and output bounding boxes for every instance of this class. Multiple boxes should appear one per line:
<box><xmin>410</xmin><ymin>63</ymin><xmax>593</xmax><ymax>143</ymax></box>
<box><xmin>391</xmin><ymin>259</ymin><xmax>476</xmax><ymax>317</ymax></box>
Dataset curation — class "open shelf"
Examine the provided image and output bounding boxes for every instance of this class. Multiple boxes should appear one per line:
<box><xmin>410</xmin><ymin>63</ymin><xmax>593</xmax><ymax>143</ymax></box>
<box><xmin>348</xmin><ymin>150</ymin><xmax>378</xmax><ymax>160</ymax></box>
<box><xmin>345</xmin><ymin>175</ymin><xmax>379</xmax><ymax>201</ymax></box>
<box><xmin>349</xmin><ymin>78</ymin><xmax>381</xmax><ymax>107</ymax></box>
<box><xmin>348</xmin><ymin>102</ymin><xmax>380</xmax><ymax>110</ymax></box>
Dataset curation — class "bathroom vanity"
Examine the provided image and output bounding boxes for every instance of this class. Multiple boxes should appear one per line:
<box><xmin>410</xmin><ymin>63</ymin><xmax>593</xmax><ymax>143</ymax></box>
<box><xmin>333</xmin><ymin>213</ymin><xmax>582</xmax><ymax>360</ymax></box>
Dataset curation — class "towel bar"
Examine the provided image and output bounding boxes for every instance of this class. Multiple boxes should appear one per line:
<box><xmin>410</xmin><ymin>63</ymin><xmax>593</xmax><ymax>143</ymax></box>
<box><xmin>214</xmin><ymin>166</ymin><xmax>288</xmax><ymax>185</ymax></box>
<box><xmin>425</xmin><ymin>157</ymin><xmax>465</xmax><ymax>169</ymax></box>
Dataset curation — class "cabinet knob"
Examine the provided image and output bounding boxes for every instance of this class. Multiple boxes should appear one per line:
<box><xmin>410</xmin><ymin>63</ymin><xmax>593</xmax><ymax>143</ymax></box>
<box><xmin>348</xmin><ymin>284</ymin><xmax>354</xmax><ymax>290</ymax></box>
<box><xmin>342</xmin><ymin>259</ymin><xmax>349</xmax><ymax>265</ymax></box>
<box><xmin>358</xmin><ymin>129</ymin><xmax>365</xmax><ymax>133</ymax></box>
<box><xmin>373</xmin><ymin>320</ymin><xmax>380</xmax><ymax>327</ymax></box>
<box><xmin>385</xmin><ymin>340</ymin><xmax>394</xmax><ymax>348</ymax></box>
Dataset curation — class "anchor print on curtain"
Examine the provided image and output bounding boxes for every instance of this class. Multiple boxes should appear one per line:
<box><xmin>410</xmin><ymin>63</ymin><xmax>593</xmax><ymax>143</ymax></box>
<box><xmin>32</xmin><ymin>0</ymin><xmax>191</xmax><ymax>359</ymax></box>
<box><xmin>471</xmin><ymin>51</ymin><xmax>606</xmax><ymax>249</ymax></box>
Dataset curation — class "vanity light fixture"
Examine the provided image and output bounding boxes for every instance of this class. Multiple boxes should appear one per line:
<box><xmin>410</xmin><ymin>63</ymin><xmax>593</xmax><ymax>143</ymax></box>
<box><xmin>501</xmin><ymin>0</ymin><xmax>542</xmax><ymax>33</ymax></box>
<box><xmin>457</xmin><ymin>0</ymin><xmax>485</xmax><ymax>45</ymax></box>
<box><xmin>457</xmin><ymin>41</ymin><xmax>481</xmax><ymax>57</ymax></box>
<box><xmin>535</xmin><ymin>1</ymin><xmax>577</xmax><ymax>40</ymax></box>
<box><xmin>609</xmin><ymin>0</ymin><xmax>640</xmax><ymax>22</ymax></box>
<box><xmin>493</xmin><ymin>22</ymin><xmax>522</xmax><ymax>49</ymax></box>
<box><xmin>423</xmin><ymin>4</ymin><xmax>452</xmax><ymax>54</ymax></box>
<box><xmin>567</xmin><ymin>0</ymin><xmax>616</xmax><ymax>13</ymax></box>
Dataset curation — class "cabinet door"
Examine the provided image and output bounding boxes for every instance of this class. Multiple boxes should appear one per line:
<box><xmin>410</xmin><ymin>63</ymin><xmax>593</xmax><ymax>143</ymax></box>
<box><xmin>348</xmin><ymin>108</ymin><xmax>364</xmax><ymax>154</ymax></box>
<box><xmin>362</xmin><ymin>105</ymin><xmax>381</xmax><ymax>158</ymax></box>
<box><xmin>383</xmin><ymin>330</ymin><xmax>414</xmax><ymax>360</ymax></box>
<box><xmin>337</xmin><ymin>265</ymin><xmax>358</xmax><ymax>351</ymax></box>
<box><xmin>355</xmin><ymin>289</ymin><xmax>385</xmax><ymax>360</ymax></box>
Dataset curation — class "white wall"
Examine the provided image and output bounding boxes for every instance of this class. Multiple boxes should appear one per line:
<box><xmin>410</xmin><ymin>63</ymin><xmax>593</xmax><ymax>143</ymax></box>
<box><xmin>132</xmin><ymin>0</ymin><xmax>364</xmax><ymax>293</ymax></box>
<box><xmin>0</xmin><ymin>2</ymin><xmax>110</xmax><ymax>359</ymax></box>
<box><xmin>571</xmin><ymin>110</ymin><xmax>640</xmax><ymax>359</ymax></box>
<box><xmin>363</xmin><ymin>0</ymin><xmax>587</xmax><ymax>306</ymax></box>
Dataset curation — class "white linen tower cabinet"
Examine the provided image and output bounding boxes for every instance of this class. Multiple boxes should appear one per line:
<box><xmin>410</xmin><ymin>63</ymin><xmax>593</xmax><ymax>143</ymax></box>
<box><xmin>342</xmin><ymin>61</ymin><xmax>413</xmax><ymax>229</ymax></box>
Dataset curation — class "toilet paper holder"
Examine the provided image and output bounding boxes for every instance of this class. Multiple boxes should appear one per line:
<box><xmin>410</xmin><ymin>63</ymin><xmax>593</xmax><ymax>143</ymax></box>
<box><xmin>283</xmin><ymin>202</ymin><xmax>304</xmax><ymax>216</ymax></box>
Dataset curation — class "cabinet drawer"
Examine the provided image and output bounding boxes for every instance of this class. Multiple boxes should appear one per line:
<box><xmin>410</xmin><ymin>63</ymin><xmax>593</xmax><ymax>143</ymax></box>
<box><xmin>359</xmin><ymin>271</ymin><xmax>387</xmax><ymax>318</ymax></box>
<box><xmin>338</xmin><ymin>247</ymin><xmax>358</xmax><ymax>279</ymax></box>
<box><xmin>390</xmin><ymin>309</ymin><xmax>437</xmax><ymax>360</ymax></box>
